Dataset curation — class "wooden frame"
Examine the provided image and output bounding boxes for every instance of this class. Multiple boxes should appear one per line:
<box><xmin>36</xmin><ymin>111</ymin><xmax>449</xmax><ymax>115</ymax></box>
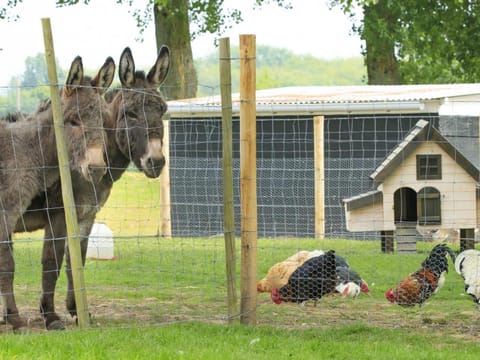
<box><xmin>416</xmin><ymin>154</ymin><xmax>442</xmax><ymax>180</ymax></box>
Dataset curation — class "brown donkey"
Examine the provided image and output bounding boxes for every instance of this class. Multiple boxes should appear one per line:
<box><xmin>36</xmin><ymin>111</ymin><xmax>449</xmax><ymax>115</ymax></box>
<box><xmin>0</xmin><ymin>55</ymin><xmax>115</xmax><ymax>332</ymax></box>
<box><xmin>14</xmin><ymin>46</ymin><xmax>170</xmax><ymax>330</ymax></box>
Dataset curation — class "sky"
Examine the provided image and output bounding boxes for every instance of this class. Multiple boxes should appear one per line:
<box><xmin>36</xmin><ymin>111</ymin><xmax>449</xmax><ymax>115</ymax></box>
<box><xmin>0</xmin><ymin>0</ymin><xmax>362</xmax><ymax>87</ymax></box>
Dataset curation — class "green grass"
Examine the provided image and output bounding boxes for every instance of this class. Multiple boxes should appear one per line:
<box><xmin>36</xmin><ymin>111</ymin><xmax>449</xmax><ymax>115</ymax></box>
<box><xmin>95</xmin><ymin>171</ymin><xmax>163</xmax><ymax>236</ymax></box>
<box><xmin>0</xmin><ymin>322</ymin><xmax>479</xmax><ymax>359</ymax></box>
<box><xmin>7</xmin><ymin>171</ymin><xmax>480</xmax><ymax>356</ymax></box>
<box><xmin>9</xmin><ymin>236</ymin><xmax>477</xmax><ymax>331</ymax></box>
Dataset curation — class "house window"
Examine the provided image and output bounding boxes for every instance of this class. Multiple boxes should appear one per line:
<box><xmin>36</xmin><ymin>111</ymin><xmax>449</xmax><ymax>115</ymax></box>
<box><xmin>417</xmin><ymin>154</ymin><xmax>442</xmax><ymax>180</ymax></box>
<box><xmin>417</xmin><ymin>187</ymin><xmax>441</xmax><ymax>225</ymax></box>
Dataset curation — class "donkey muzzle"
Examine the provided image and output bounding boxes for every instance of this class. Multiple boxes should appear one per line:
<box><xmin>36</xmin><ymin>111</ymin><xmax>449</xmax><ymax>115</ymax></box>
<box><xmin>81</xmin><ymin>145</ymin><xmax>106</xmax><ymax>182</ymax></box>
<box><xmin>141</xmin><ymin>139</ymin><xmax>165</xmax><ymax>178</ymax></box>
<box><xmin>142</xmin><ymin>156</ymin><xmax>165</xmax><ymax>178</ymax></box>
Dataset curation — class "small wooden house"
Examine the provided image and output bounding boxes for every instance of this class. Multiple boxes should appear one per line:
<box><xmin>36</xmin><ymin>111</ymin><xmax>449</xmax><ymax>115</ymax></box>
<box><xmin>343</xmin><ymin>119</ymin><xmax>479</xmax><ymax>252</ymax></box>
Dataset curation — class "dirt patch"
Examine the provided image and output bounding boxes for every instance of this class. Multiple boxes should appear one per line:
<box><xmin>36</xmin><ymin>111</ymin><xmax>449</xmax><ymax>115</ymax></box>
<box><xmin>1</xmin><ymin>293</ymin><xmax>479</xmax><ymax>339</ymax></box>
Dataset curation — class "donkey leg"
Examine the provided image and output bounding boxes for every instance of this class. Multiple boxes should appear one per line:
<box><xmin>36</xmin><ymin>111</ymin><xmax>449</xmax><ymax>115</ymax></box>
<box><xmin>40</xmin><ymin>214</ymin><xmax>67</xmax><ymax>330</ymax></box>
<box><xmin>0</xmin><ymin>237</ymin><xmax>26</xmax><ymax>332</ymax></box>
<box><xmin>65</xmin><ymin>221</ymin><xmax>93</xmax><ymax>319</ymax></box>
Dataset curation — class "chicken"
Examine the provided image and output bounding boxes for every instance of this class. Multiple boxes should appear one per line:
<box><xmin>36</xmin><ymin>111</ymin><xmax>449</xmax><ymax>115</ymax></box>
<box><xmin>334</xmin><ymin>254</ymin><xmax>350</xmax><ymax>268</ymax></box>
<box><xmin>270</xmin><ymin>250</ymin><xmax>337</xmax><ymax>304</ymax></box>
<box><xmin>385</xmin><ymin>244</ymin><xmax>456</xmax><ymax>306</ymax></box>
<box><xmin>257</xmin><ymin>250</ymin><xmax>324</xmax><ymax>293</ymax></box>
<box><xmin>335</xmin><ymin>266</ymin><xmax>370</xmax><ymax>298</ymax></box>
<box><xmin>454</xmin><ymin>249</ymin><xmax>480</xmax><ymax>305</ymax></box>
<box><xmin>257</xmin><ymin>250</ymin><xmax>350</xmax><ymax>293</ymax></box>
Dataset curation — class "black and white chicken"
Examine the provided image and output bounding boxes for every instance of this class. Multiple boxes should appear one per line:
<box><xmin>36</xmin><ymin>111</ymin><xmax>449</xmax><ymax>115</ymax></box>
<box><xmin>454</xmin><ymin>249</ymin><xmax>480</xmax><ymax>305</ymax></box>
<box><xmin>270</xmin><ymin>250</ymin><xmax>337</xmax><ymax>304</ymax></box>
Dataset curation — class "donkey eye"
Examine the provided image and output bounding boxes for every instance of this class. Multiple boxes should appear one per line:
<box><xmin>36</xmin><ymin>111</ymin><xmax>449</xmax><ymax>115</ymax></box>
<box><xmin>125</xmin><ymin>111</ymin><xmax>137</xmax><ymax>119</ymax></box>
<box><xmin>69</xmin><ymin>118</ymin><xmax>81</xmax><ymax>127</ymax></box>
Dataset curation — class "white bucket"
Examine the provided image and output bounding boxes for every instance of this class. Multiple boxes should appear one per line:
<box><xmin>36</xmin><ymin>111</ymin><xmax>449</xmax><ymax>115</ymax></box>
<box><xmin>87</xmin><ymin>222</ymin><xmax>114</xmax><ymax>260</ymax></box>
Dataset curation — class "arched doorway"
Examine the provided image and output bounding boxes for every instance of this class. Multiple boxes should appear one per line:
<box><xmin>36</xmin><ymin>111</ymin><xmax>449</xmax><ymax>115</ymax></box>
<box><xmin>394</xmin><ymin>187</ymin><xmax>417</xmax><ymax>223</ymax></box>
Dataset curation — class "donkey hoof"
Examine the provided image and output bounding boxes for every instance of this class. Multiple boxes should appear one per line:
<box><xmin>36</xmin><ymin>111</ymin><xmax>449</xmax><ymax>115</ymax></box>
<box><xmin>8</xmin><ymin>316</ymin><xmax>28</xmax><ymax>334</ymax></box>
<box><xmin>13</xmin><ymin>326</ymin><xmax>30</xmax><ymax>334</ymax></box>
<box><xmin>47</xmin><ymin>319</ymin><xmax>66</xmax><ymax>331</ymax></box>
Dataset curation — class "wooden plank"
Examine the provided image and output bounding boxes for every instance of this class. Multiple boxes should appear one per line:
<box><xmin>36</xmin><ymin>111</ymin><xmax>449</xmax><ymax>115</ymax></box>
<box><xmin>460</xmin><ymin>228</ymin><xmax>475</xmax><ymax>252</ymax></box>
<box><xmin>41</xmin><ymin>18</ymin><xmax>89</xmax><ymax>328</ymax></box>
<box><xmin>239</xmin><ymin>34</ymin><xmax>257</xmax><ymax>325</ymax></box>
<box><xmin>219</xmin><ymin>37</ymin><xmax>238</xmax><ymax>322</ymax></box>
<box><xmin>395</xmin><ymin>223</ymin><xmax>417</xmax><ymax>253</ymax></box>
<box><xmin>381</xmin><ymin>231</ymin><xmax>394</xmax><ymax>253</ymax></box>
<box><xmin>314</xmin><ymin>115</ymin><xmax>325</xmax><ymax>239</ymax></box>
<box><xmin>160</xmin><ymin>113</ymin><xmax>172</xmax><ymax>238</ymax></box>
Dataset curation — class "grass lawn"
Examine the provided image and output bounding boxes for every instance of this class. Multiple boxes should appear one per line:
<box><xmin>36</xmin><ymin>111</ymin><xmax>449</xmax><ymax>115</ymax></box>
<box><xmin>0</xmin><ymin>321</ymin><xmax>479</xmax><ymax>359</ymax></box>
<box><xmin>5</xmin><ymin>172</ymin><xmax>480</xmax><ymax>357</ymax></box>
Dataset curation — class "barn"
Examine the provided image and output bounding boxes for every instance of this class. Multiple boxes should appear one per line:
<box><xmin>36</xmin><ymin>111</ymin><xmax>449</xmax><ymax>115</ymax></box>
<box><xmin>166</xmin><ymin>84</ymin><xmax>480</xmax><ymax>239</ymax></box>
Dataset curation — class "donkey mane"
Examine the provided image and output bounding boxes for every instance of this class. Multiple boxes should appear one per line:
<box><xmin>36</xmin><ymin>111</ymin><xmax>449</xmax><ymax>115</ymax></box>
<box><xmin>134</xmin><ymin>70</ymin><xmax>147</xmax><ymax>80</ymax></box>
<box><xmin>2</xmin><ymin>112</ymin><xmax>27</xmax><ymax>123</ymax></box>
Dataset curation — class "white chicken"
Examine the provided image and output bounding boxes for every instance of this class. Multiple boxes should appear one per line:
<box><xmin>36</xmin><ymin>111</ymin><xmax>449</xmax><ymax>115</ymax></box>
<box><xmin>454</xmin><ymin>249</ymin><xmax>480</xmax><ymax>305</ymax></box>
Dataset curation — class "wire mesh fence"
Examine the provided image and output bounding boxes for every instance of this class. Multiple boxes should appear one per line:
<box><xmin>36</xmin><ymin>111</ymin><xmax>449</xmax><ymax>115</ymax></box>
<box><xmin>2</xmin><ymin>80</ymin><xmax>480</xmax><ymax>334</ymax></box>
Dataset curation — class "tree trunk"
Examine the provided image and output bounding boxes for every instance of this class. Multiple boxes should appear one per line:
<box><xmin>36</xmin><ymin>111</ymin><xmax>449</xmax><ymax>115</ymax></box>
<box><xmin>363</xmin><ymin>0</ymin><xmax>400</xmax><ymax>85</ymax></box>
<box><xmin>153</xmin><ymin>0</ymin><xmax>198</xmax><ymax>100</ymax></box>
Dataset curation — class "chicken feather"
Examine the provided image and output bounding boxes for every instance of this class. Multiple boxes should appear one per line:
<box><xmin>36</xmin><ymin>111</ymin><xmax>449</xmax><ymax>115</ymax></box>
<box><xmin>454</xmin><ymin>249</ymin><xmax>480</xmax><ymax>304</ymax></box>
<box><xmin>271</xmin><ymin>250</ymin><xmax>337</xmax><ymax>304</ymax></box>
<box><xmin>257</xmin><ymin>250</ymin><xmax>323</xmax><ymax>293</ymax></box>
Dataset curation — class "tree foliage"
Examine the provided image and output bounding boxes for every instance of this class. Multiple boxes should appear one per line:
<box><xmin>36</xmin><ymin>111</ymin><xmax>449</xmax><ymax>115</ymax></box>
<box><xmin>396</xmin><ymin>0</ymin><xmax>480</xmax><ymax>83</ymax></box>
<box><xmin>122</xmin><ymin>0</ymin><xmax>292</xmax><ymax>39</ymax></box>
<box><xmin>59</xmin><ymin>0</ymin><xmax>292</xmax><ymax>99</ymax></box>
<box><xmin>0</xmin><ymin>0</ymin><xmax>22</xmax><ymax>20</ymax></box>
<box><xmin>331</xmin><ymin>0</ymin><xmax>480</xmax><ymax>84</ymax></box>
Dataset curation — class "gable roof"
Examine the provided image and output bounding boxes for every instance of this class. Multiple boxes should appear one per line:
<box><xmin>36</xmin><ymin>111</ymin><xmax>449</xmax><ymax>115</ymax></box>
<box><xmin>370</xmin><ymin>119</ymin><xmax>479</xmax><ymax>185</ymax></box>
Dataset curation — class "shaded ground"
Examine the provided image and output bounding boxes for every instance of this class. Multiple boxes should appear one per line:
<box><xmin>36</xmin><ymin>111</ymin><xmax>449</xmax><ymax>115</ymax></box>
<box><xmin>2</xmin><ymin>292</ymin><xmax>479</xmax><ymax>342</ymax></box>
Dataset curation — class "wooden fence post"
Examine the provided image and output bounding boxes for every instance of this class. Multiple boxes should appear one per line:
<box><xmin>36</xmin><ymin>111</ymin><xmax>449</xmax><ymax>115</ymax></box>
<box><xmin>41</xmin><ymin>18</ymin><xmax>89</xmax><ymax>328</ymax></box>
<box><xmin>239</xmin><ymin>34</ymin><xmax>257</xmax><ymax>325</ymax></box>
<box><xmin>314</xmin><ymin>115</ymin><xmax>325</xmax><ymax>239</ymax></box>
<box><xmin>160</xmin><ymin>113</ymin><xmax>172</xmax><ymax>238</ymax></box>
<box><xmin>219</xmin><ymin>37</ymin><xmax>238</xmax><ymax>322</ymax></box>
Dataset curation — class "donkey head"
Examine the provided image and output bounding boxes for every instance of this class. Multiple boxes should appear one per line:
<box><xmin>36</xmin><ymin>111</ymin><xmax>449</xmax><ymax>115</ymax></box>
<box><xmin>61</xmin><ymin>56</ymin><xmax>115</xmax><ymax>182</ymax></box>
<box><xmin>109</xmin><ymin>46</ymin><xmax>170</xmax><ymax>178</ymax></box>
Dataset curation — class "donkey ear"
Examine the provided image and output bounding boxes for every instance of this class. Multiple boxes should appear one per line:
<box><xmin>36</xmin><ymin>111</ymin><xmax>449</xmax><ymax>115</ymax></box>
<box><xmin>64</xmin><ymin>56</ymin><xmax>84</xmax><ymax>97</ymax></box>
<box><xmin>146</xmin><ymin>45</ymin><xmax>170</xmax><ymax>87</ymax></box>
<box><xmin>91</xmin><ymin>56</ymin><xmax>115</xmax><ymax>94</ymax></box>
<box><xmin>119</xmin><ymin>47</ymin><xmax>136</xmax><ymax>88</ymax></box>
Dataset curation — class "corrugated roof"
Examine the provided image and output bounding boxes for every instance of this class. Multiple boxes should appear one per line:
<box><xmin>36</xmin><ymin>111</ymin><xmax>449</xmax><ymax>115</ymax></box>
<box><xmin>241</xmin><ymin>84</ymin><xmax>480</xmax><ymax>104</ymax></box>
<box><xmin>167</xmin><ymin>84</ymin><xmax>480</xmax><ymax>117</ymax></box>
